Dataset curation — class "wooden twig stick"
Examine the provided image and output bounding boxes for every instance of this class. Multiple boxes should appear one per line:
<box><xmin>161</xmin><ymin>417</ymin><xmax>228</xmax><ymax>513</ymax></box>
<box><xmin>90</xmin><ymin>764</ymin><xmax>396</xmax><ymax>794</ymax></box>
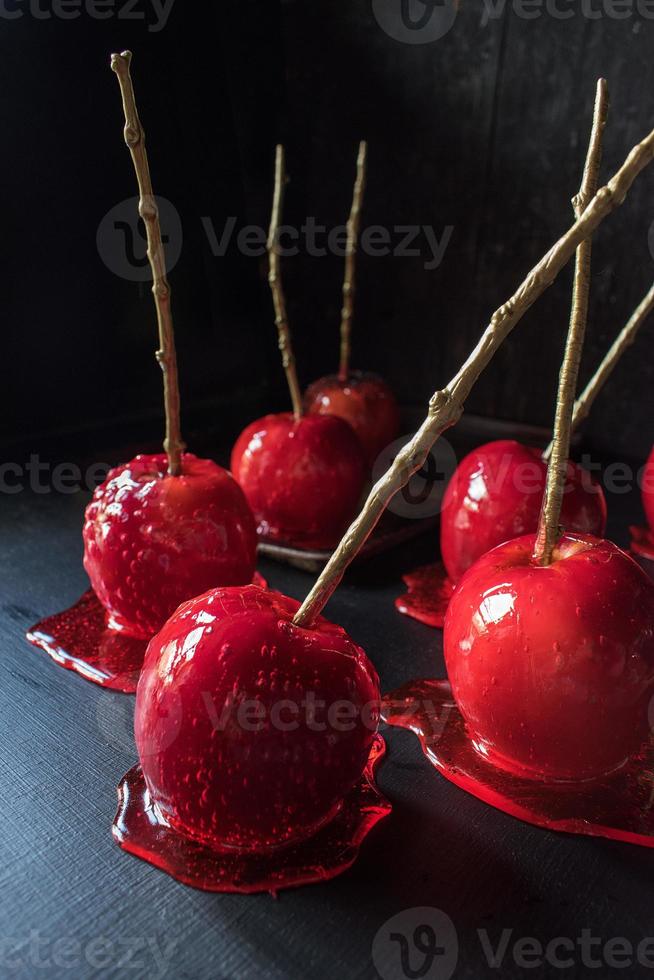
<box><xmin>110</xmin><ymin>50</ymin><xmax>185</xmax><ymax>476</ymax></box>
<box><xmin>339</xmin><ymin>140</ymin><xmax>368</xmax><ymax>381</ymax></box>
<box><xmin>267</xmin><ymin>145</ymin><xmax>303</xmax><ymax>420</ymax></box>
<box><xmin>533</xmin><ymin>79</ymin><xmax>609</xmax><ymax>565</ymax></box>
<box><xmin>543</xmin><ymin>280</ymin><xmax>654</xmax><ymax>460</ymax></box>
<box><xmin>291</xmin><ymin>82</ymin><xmax>654</xmax><ymax>629</ymax></box>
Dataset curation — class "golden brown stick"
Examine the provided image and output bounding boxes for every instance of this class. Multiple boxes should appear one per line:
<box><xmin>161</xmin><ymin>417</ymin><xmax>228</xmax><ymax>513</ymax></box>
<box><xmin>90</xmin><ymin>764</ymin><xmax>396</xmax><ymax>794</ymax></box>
<box><xmin>339</xmin><ymin>140</ymin><xmax>368</xmax><ymax>381</ymax></box>
<box><xmin>291</xmin><ymin>84</ymin><xmax>654</xmax><ymax>629</ymax></box>
<box><xmin>534</xmin><ymin>79</ymin><xmax>609</xmax><ymax>565</ymax></box>
<box><xmin>110</xmin><ymin>50</ymin><xmax>185</xmax><ymax>476</ymax></box>
<box><xmin>543</xmin><ymin>280</ymin><xmax>654</xmax><ymax>460</ymax></box>
<box><xmin>267</xmin><ymin>145</ymin><xmax>303</xmax><ymax>420</ymax></box>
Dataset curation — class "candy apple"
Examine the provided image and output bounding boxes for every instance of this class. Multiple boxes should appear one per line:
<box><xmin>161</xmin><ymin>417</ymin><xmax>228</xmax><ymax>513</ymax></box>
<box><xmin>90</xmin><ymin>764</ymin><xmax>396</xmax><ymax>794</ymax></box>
<box><xmin>83</xmin><ymin>452</ymin><xmax>257</xmax><ymax>639</ymax></box>
<box><xmin>440</xmin><ymin>440</ymin><xmax>607</xmax><ymax>583</ymax></box>
<box><xmin>304</xmin><ymin>370</ymin><xmax>400</xmax><ymax>467</ymax></box>
<box><xmin>444</xmin><ymin>532</ymin><xmax>654</xmax><ymax>781</ymax></box>
<box><xmin>231</xmin><ymin>412</ymin><xmax>366</xmax><ymax>551</ymax></box>
<box><xmin>135</xmin><ymin>584</ymin><xmax>380</xmax><ymax>851</ymax></box>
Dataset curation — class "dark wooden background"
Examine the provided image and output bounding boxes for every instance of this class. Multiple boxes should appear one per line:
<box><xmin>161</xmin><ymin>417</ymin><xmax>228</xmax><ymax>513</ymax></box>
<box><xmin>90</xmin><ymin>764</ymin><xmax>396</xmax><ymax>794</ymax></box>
<box><xmin>1</xmin><ymin>0</ymin><xmax>653</xmax><ymax>464</ymax></box>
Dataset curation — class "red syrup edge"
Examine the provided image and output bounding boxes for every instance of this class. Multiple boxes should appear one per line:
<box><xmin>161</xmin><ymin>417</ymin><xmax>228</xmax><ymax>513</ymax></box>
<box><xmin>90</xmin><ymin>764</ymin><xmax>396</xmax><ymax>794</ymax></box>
<box><xmin>394</xmin><ymin>563</ymin><xmax>455</xmax><ymax>629</ymax></box>
<box><xmin>382</xmin><ymin>678</ymin><xmax>654</xmax><ymax>848</ymax></box>
<box><xmin>25</xmin><ymin>571</ymin><xmax>268</xmax><ymax>695</ymax></box>
<box><xmin>112</xmin><ymin>734</ymin><xmax>391</xmax><ymax>895</ymax></box>
<box><xmin>630</xmin><ymin>525</ymin><xmax>654</xmax><ymax>561</ymax></box>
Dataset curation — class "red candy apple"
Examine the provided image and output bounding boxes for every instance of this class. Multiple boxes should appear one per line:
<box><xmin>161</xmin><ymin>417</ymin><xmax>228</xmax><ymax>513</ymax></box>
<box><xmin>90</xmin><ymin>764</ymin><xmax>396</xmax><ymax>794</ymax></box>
<box><xmin>444</xmin><ymin>532</ymin><xmax>654</xmax><ymax>781</ymax></box>
<box><xmin>304</xmin><ymin>370</ymin><xmax>400</xmax><ymax>467</ymax></box>
<box><xmin>231</xmin><ymin>412</ymin><xmax>366</xmax><ymax>551</ymax></box>
<box><xmin>135</xmin><ymin>584</ymin><xmax>380</xmax><ymax>851</ymax></box>
<box><xmin>83</xmin><ymin>452</ymin><xmax>257</xmax><ymax>639</ymax></box>
<box><xmin>440</xmin><ymin>440</ymin><xmax>607</xmax><ymax>583</ymax></box>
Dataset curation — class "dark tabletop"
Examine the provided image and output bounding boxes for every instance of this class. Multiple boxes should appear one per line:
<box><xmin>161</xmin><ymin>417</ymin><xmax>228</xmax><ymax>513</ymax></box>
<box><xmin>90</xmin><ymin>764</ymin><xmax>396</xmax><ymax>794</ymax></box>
<box><xmin>2</xmin><ymin>464</ymin><xmax>654</xmax><ymax>980</ymax></box>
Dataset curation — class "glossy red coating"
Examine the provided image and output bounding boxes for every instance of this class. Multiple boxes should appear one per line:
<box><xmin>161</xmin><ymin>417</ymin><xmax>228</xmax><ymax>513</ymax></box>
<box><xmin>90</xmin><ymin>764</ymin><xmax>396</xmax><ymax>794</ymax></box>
<box><xmin>25</xmin><ymin>573</ymin><xmax>267</xmax><ymax>693</ymax></box>
<box><xmin>444</xmin><ymin>533</ymin><xmax>654</xmax><ymax>781</ymax></box>
<box><xmin>113</xmin><ymin>735</ymin><xmax>390</xmax><ymax>894</ymax></box>
<box><xmin>440</xmin><ymin>440</ymin><xmax>607</xmax><ymax>584</ymax></box>
<box><xmin>83</xmin><ymin>453</ymin><xmax>257</xmax><ymax>639</ymax></box>
<box><xmin>134</xmin><ymin>584</ymin><xmax>381</xmax><ymax>853</ymax></box>
<box><xmin>231</xmin><ymin>413</ymin><xmax>366</xmax><ymax>550</ymax></box>
<box><xmin>382</xmin><ymin>679</ymin><xmax>654</xmax><ymax>848</ymax></box>
<box><xmin>304</xmin><ymin>370</ymin><xmax>400</xmax><ymax>467</ymax></box>
<box><xmin>394</xmin><ymin>562</ymin><xmax>454</xmax><ymax>629</ymax></box>
<box><xmin>26</xmin><ymin>589</ymin><xmax>147</xmax><ymax>692</ymax></box>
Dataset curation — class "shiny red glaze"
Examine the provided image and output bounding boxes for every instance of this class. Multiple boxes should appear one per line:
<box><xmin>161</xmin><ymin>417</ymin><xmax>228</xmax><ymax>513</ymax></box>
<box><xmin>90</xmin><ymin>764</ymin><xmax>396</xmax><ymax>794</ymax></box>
<box><xmin>135</xmin><ymin>585</ymin><xmax>380</xmax><ymax>852</ymax></box>
<box><xmin>642</xmin><ymin>446</ymin><xmax>654</xmax><ymax>533</ymax></box>
<box><xmin>440</xmin><ymin>440</ymin><xmax>607</xmax><ymax>583</ymax></box>
<box><xmin>304</xmin><ymin>371</ymin><xmax>400</xmax><ymax>467</ymax></box>
<box><xmin>444</xmin><ymin>533</ymin><xmax>654</xmax><ymax>781</ymax></box>
<box><xmin>83</xmin><ymin>453</ymin><xmax>257</xmax><ymax>639</ymax></box>
<box><xmin>231</xmin><ymin>413</ymin><xmax>366</xmax><ymax>550</ymax></box>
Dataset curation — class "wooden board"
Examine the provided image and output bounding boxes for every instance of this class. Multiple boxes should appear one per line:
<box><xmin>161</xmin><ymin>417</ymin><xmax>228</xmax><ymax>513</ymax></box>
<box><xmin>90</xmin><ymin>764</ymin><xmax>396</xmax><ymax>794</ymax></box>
<box><xmin>3</xmin><ymin>459</ymin><xmax>654</xmax><ymax>979</ymax></box>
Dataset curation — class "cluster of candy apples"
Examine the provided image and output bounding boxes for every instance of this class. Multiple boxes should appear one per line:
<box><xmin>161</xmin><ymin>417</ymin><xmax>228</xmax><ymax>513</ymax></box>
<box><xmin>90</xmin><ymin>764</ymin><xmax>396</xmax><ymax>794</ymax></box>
<box><xmin>26</xmin><ymin>61</ymin><xmax>392</xmax><ymax>894</ymax></box>
<box><xmin>232</xmin><ymin>372</ymin><xmax>400</xmax><ymax>551</ymax></box>
<box><xmin>232</xmin><ymin>142</ymin><xmax>399</xmax><ymax>552</ymax></box>
<box><xmin>31</xmin><ymin>59</ymin><xmax>654</xmax><ymax>895</ymax></box>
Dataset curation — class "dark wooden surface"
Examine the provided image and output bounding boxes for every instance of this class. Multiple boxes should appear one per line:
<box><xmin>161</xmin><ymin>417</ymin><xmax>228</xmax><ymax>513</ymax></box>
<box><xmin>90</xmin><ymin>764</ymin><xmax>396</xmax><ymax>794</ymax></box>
<box><xmin>3</xmin><ymin>4</ymin><xmax>654</xmax><ymax>464</ymax></box>
<box><xmin>3</xmin><ymin>463</ymin><xmax>654</xmax><ymax>979</ymax></box>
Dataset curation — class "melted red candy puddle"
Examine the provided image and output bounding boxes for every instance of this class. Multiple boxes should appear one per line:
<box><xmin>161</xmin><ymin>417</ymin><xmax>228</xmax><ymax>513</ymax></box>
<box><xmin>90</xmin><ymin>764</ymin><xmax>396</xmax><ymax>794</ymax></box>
<box><xmin>383</xmin><ymin>679</ymin><xmax>654</xmax><ymax>848</ymax></box>
<box><xmin>630</xmin><ymin>525</ymin><xmax>654</xmax><ymax>562</ymax></box>
<box><xmin>112</xmin><ymin>735</ymin><xmax>390</xmax><ymax>894</ymax></box>
<box><xmin>395</xmin><ymin>563</ymin><xmax>454</xmax><ymax>629</ymax></box>
<box><xmin>25</xmin><ymin>573</ymin><xmax>267</xmax><ymax>694</ymax></box>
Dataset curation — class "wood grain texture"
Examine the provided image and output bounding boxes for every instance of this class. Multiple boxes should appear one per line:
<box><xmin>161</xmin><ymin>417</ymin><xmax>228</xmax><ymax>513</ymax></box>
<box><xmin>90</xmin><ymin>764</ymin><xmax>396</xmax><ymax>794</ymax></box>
<box><xmin>2</xmin><ymin>453</ymin><xmax>654</xmax><ymax>979</ymax></box>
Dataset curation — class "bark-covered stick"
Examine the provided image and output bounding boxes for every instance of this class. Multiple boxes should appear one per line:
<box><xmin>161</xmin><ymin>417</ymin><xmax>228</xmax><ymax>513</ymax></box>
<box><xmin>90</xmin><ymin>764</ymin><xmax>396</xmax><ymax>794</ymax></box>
<box><xmin>543</xmin><ymin>280</ymin><xmax>654</xmax><ymax>460</ymax></box>
<box><xmin>339</xmin><ymin>140</ymin><xmax>368</xmax><ymax>381</ymax></box>
<box><xmin>110</xmin><ymin>50</ymin><xmax>185</xmax><ymax>476</ymax></box>
<box><xmin>268</xmin><ymin>145</ymin><xmax>303</xmax><ymax>420</ymax></box>
<box><xmin>534</xmin><ymin>79</ymin><xmax>609</xmax><ymax>565</ymax></box>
